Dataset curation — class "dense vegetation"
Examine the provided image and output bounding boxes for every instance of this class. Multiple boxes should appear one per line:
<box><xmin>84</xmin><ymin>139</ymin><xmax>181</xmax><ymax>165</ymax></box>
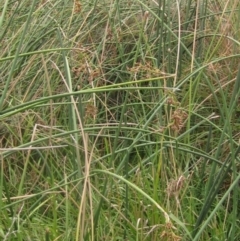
<box><xmin>1</xmin><ymin>0</ymin><xmax>240</xmax><ymax>240</ymax></box>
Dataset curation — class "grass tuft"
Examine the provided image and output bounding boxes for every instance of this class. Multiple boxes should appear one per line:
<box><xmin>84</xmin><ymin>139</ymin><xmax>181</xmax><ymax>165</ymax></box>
<box><xmin>1</xmin><ymin>0</ymin><xmax>240</xmax><ymax>240</ymax></box>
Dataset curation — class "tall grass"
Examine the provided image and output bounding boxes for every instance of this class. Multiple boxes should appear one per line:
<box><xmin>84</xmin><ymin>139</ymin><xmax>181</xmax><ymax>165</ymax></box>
<box><xmin>0</xmin><ymin>0</ymin><xmax>240</xmax><ymax>240</ymax></box>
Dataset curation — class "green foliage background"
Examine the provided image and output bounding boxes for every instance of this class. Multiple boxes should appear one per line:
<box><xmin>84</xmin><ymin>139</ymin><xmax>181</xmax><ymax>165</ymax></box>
<box><xmin>0</xmin><ymin>0</ymin><xmax>240</xmax><ymax>240</ymax></box>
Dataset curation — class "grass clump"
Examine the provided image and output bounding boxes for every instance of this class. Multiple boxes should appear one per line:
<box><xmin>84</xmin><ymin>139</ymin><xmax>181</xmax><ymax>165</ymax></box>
<box><xmin>1</xmin><ymin>0</ymin><xmax>240</xmax><ymax>240</ymax></box>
